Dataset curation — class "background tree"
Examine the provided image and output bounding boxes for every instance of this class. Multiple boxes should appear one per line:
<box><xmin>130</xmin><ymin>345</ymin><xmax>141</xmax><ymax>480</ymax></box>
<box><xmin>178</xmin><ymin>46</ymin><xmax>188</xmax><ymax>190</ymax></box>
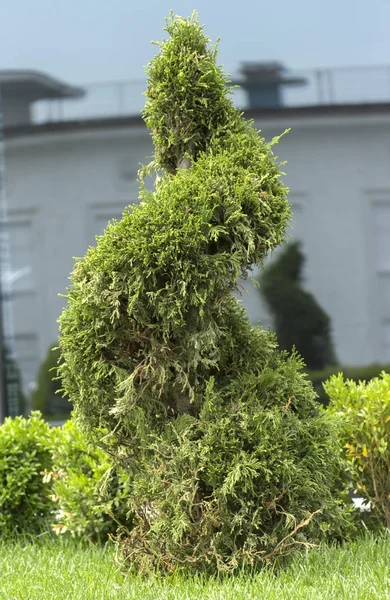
<box><xmin>1</xmin><ymin>346</ymin><xmax>25</xmax><ymax>416</ymax></box>
<box><xmin>260</xmin><ymin>241</ymin><xmax>337</xmax><ymax>370</ymax></box>
<box><xmin>32</xmin><ymin>345</ymin><xmax>70</xmax><ymax>418</ymax></box>
<box><xmin>58</xmin><ymin>12</ymin><xmax>352</xmax><ymax>573</ymax></box>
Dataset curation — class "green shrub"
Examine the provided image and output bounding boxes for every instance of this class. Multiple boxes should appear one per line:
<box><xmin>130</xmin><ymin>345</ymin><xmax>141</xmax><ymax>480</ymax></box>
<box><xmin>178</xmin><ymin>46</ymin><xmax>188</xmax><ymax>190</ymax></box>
<box><xmin>260</xmin><ymin>241</ymin><xmax>337</xmax><ymax>370</ymax></box>
<box><xmin>2</xmin><ymin>346</ymin><xmax>26</xmax><ymax>417</ymax></box>
<box><xmin>32</xmin><ymin>345</ymin><xmax>70</xmax><ymax>418</ymax></box>
<box><xmin>58</xmin><ymin>12</ymin><xmax>353</xmax><ymax>573</ymax></box>
<box><xmin>0</xmin><ymin>411</ymin><xmax>129</xmax><ymax>541</ymax></box>
<box><xmin>326</xmin><ymin>372</ymin><xmax>390</xmax><ymax>528</ymax></box>
<box><xmin>48</xmin><ymin>420</ymin><xmax>132</xmax><ymax>542</ymax></box>
<box><xmin>0</xmin><ymin>411</ymin><xmax>55</xmax><ymax>536</ymax></box>
<box><xmin>308</xmin><ymin>363</ymin><xmax>390</xmax><ymax>406</ymax></box>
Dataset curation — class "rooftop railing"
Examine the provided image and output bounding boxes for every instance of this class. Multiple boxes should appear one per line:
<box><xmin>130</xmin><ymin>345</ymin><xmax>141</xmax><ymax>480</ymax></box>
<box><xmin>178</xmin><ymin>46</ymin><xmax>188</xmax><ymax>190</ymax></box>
<box><xmin>32</xmin><ymin>64</ymin><xmax>390</xmax><ymax>124</ymax></box>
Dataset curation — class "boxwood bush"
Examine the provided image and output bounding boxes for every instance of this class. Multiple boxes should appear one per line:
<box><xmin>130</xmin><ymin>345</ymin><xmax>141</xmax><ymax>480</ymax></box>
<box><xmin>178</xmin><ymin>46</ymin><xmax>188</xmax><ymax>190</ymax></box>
<box><xmin>308</xmin><ymin>363</ymin><xmax>390</xmax><ymax>406</ymax></box>
<box><xmin>0</xmin><ymin>411</ymin><xmax>55</xmax><ymax>536</ymax></box>
<box><xmin>0</xmin><ymin>412</ymin><xmax>129</xmax><ymax>541</ymax></box>
<box><xmin>326</xmin><ymin>372</ymin><xmax>390</xmax><ymax>528</ymax></box>
<box><xmin>48</xmin><ymin>419</ymin><xmax>132</xmax><ymax>542</ymax></box>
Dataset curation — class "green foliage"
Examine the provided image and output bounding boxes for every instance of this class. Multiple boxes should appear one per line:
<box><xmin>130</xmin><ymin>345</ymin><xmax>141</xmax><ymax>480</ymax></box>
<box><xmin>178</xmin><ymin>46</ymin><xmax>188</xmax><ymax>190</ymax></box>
<box><xmin>58</xmin><ymin>12</ymin><xmax>290</xmax><ymax>445</ymax></box>
<box><xmin>0</xmin><ymin>411</ymin><xmax>130</xmax><ymax>542</ymax></box>
<box><xmin>118</xmin><ymin>346</ymin><xmax>352</xmax><ymax>573</ymax></box>
<box><xmin>326</xmin><ymin>372</ymin><xmax>390</xmax><ymax>527</ymax></box>
<box><xmin>308</xmin><ymin>363</ymin><xmax>390</xmax><ymax>407</ymax></box>
<box><xmin>58</xmin><ymin>13</ymin><xmax>353</xmax><ymax>572</ymax></box>
<box><xmin>0</xmin><ymin>411</ymin><xmax>55</xmax><ymax>536</ymax></box>
<box><xmin>260</xmin><ymin>241</ymin><xmax>337</xmax><ymax>370</ymax></box>
<box><xmin>2</xmin><ymin>346</ymin><xmax>26</xmax><ymax>416</ymax></box>
<box><xmin>32</xmin><ymin>345</ymin><xmax>70</xmax><ymax>418</ymax></box>
<box><xmin>47</xmin><ymin>420</ymin><xmax>132</xmax><ymax>542</ymax></box>
<box><xmin>143</xmin><ymin>11</ymin><xmax>243</xmax><ymax>175</ymax></box>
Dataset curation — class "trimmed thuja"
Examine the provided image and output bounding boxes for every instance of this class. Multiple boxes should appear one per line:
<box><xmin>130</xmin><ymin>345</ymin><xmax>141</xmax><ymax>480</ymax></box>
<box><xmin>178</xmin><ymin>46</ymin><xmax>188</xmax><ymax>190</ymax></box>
<box><xmin>58</xmin><ymin>13</ymin><xmax>352</xmax><ymax>572</ymax></box>
<box><xmin>260</xmin><ymin>241</ymin><xmax>337</xmax><ymax>370</ymax></box>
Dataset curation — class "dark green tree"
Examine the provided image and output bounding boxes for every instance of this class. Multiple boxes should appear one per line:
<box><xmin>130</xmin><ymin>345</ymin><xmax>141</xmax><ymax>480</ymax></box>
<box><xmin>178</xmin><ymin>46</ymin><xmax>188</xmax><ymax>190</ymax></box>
<box><xmin>58</xmin><ymin>13</ymin><xmax>352</xmax><ymax>572</ymax></box>
<box><xmin>260</xmin><ymin>241</ymin><xmax>337</xmax><ymax>370</ymax></box>
<box><xmin>32</xmin><ymin>345</ymin><xmax>70</xmax><ymax>418</ymax></box>
<box><xmin>1</xmin><ymin>346</ymin><xmax>26</xmax><ymax>417</ymax></box>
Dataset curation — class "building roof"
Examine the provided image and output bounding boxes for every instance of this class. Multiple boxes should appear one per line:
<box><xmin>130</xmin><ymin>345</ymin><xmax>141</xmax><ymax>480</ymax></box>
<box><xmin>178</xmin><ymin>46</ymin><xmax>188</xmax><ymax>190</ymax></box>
<box><xmin>4</xmin><ymin>101</ymin><xmax>390</xmax><ymax>140</ymax></box>
<box><xmin>0</xmin><ymin>70</ymin><xmax>85</xmax><ymax>101</ymax></box>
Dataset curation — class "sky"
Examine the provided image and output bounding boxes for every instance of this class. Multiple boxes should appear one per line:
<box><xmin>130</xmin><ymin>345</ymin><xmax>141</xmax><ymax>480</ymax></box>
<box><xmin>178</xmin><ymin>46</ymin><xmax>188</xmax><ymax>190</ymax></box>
<box><xmin>0</xmin><ymin>0</ymin><xmax>390</xmax><ymax>86</ymax></box>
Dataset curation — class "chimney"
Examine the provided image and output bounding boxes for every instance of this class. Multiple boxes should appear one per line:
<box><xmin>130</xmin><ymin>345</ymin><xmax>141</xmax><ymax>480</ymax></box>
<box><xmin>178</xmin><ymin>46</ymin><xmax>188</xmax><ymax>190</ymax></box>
<box><xmin>234</xmin><ymin>62</ymin><xmax>306</xmax><ymax>109</ymax></box>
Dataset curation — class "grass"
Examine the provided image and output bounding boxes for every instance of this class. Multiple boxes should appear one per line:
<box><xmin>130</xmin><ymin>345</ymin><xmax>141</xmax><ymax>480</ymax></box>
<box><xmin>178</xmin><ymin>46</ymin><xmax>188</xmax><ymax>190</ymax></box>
<box><xmin>0</xmin><ymin>534</ymin><xmax>389</xmax><ymax>599</ymax></box>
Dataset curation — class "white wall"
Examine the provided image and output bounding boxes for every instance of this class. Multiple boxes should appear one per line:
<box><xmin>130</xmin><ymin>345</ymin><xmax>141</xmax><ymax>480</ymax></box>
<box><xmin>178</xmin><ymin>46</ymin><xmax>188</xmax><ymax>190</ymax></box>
<box><xmin>5</xmin><ymin>113</ymin><xmax>390</xmax><ymax>389</ymax></box>
<box><xmin>5</xmin><ymin>127</ymin><xmax>152</xmax><ymax>390</ymax></box>
<box><xmin>2</xmin><ymin>97</ymin><xmax>31</xmax><ymax>127</ymax></box>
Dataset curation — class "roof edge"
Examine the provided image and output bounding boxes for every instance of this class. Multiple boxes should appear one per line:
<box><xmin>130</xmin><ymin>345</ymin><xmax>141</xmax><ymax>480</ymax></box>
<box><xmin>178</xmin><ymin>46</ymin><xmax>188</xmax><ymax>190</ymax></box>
<box><xmin>0</xmin><ymin>70</ymin><xmax>85</xmax><ymax>99</ymax></box>
<box><xmin>4</xmin><ymin>102</ymin><xmax>390</xmax><ymax>139</ymax></box>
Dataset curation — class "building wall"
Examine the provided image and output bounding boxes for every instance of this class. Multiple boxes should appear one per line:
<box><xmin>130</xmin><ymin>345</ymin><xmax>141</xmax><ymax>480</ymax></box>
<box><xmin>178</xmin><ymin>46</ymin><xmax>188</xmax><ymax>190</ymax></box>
<box><xmin>248</xmin><ymin>117</ymin><xmax>380</xmax><ymax>367</ymax></box>
<box><xmin>5</xmin><ymin>127</ymin><xmax>152</xmax><ymax>392</ymax></box>
<box><xmin>2</xmin><ymin>97</ymin><xmax>31</xmax><ymax>127</ymax></box>
<box><xmin>4</xmin><ymin>114</ymin><xmax>390</xmax><ymax>391</ymax></box>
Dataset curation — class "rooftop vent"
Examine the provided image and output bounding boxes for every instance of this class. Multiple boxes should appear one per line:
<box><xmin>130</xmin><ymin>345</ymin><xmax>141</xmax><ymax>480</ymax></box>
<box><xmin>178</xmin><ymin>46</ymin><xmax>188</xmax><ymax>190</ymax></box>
<box><xmin>233</xmin><ymin>61</ymin><xmax>306</xmax><ymax>109</ymax></box>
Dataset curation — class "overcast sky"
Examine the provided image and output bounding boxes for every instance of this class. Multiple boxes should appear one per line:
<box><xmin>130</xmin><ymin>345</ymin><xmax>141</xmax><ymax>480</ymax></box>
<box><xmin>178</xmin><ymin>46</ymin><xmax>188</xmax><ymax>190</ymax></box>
<box><xmin>1</xmin><ymin>0</ymin><xmax>389</xmax><ymax>85</ymax></box>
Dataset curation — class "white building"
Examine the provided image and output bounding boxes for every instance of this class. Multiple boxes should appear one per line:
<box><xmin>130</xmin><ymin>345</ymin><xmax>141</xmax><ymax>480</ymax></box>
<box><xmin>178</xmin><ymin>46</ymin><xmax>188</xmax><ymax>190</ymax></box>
<box><xmin>2</xmin><ymin>66</ymin><xmax>390</xmax><ymax>394</ymax></box>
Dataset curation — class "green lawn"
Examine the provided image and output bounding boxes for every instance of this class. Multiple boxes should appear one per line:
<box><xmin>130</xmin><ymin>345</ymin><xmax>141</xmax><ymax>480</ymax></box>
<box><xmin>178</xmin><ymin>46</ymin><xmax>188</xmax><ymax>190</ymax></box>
<box><xmin>0</xmin><ymin>534</ymin><xmax>389</xmax><ymax>599</ymax></box>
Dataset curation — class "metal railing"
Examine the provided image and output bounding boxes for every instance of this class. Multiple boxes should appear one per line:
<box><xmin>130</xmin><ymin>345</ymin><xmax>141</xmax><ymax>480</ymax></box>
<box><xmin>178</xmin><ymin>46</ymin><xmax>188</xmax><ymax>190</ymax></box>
<box><xmin>33</xmin><ymin>79</ymin><xmax>147</xmax><ymax>123</ymax></box>
<box><xmin>32</xmin><ymin>64</ymin><xmax>390</xmax><ymax>124</ymax></box>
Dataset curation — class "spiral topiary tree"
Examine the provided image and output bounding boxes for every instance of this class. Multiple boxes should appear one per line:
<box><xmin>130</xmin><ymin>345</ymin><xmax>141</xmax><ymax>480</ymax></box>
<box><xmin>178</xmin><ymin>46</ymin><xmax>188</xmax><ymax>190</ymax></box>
<box><xmin>58</xmin><ymin>13</ymin><xmax>351</xmax><ymax>573</ymax></box>
<box><xmin>260</xmin><ymin>241</ymin><xmax>337</xmax><ymax>370</ymax></box>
